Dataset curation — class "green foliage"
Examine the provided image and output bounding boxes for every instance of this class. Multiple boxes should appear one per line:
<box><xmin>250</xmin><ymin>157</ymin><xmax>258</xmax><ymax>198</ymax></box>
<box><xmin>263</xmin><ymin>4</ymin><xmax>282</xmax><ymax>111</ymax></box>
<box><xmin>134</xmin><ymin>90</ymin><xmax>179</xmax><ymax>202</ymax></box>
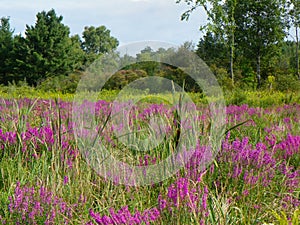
<box><xmin>269</xmin><ymin>208</ymin><xmax>299</xmax><ymax>225</ymax></box>
<box><xmin>81</xmin><ymin>25</ymin><xmax>119</xmax><ymax>65</ymax></box>
<box><xmin>196</xmin><ymin>31</ymin><xmax>229</xmax><ymax>67</ymax></box>
<box><xmin>0</xmin><ymin>17</ymin><xmax>14</xmax><ymax>84</ymax></box>
<box><xmin>103</xmin><ymin>69</ymin><xmax>147</xmax><ymax>90</ymax></box>
<box><xmin>178</xmin><ymin>0</ymin><xmax>289</xmax><ymax>89</ymax></box>
<box><xmin>0</xmin><ymin>9</ymin><xmax>119</xmax><ymax>87</ymax></box>
<box><xmin>0</xmin><ymin>5</ymin><xmax>299</xmax><ymax>94</ymax></box>
<box><xmin>13</xmin><ymin>9</ymin><xmax>85</xmax><ymax>86</ymax></box>
<box><xmin>0</xmin><ymin>84</ymin><xmax>74</xmax><ymax>101</ymax></box>
<box><xmin>1</xmin><ymin>83</ymin><xmax>300</xmax><ymax>108</ymax></box>
<box><xmin>0</xmin><ymin>92</ymin><xmax>299</xmax><ymax>224</ymax></box>
<box><xmin>275</xmin><ymin>73</ymin><xmax>300</xmax><ymax>92</ymax></box>
<box><xmin>228</xmin><ymin>89</ymin><xmax>247</xmax><ymax>105</ymax></box>
<box><xmin>124</xmin><ymin>60</ymin><xmax>162</xmax><ymax>77</ymax></box>
<box><xmin>37</xmin><ymin>72</ymin><xmax>82</xmax><ymax>93</ymax></box>
<box><xmin>234</xmin><ymin>0</ymin><xmax>286</xmax><ymax>85</ymax></box>
<box><xmin>210</xmin><ymin>64</ymin><xmax>234</xmax><ymax>91</ymax></box>
<box><xmin>120</xmin><ymin>45</ymin><xmax>203</xmax><ymax>92</ymax></box>
<box><xmin>224</xmin><ymin>90</ymin><xmax>300</xmax><ymax>107</ymax></box>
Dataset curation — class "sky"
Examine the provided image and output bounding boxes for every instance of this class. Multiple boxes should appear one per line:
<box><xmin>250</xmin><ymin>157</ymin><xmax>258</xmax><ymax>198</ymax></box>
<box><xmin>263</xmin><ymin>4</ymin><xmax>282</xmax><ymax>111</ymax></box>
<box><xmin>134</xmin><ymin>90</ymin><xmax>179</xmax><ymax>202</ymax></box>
<box><xmin>0</xmin><ymin>0</ymin><xmax>207</xmax><ymax>46</ymax></box>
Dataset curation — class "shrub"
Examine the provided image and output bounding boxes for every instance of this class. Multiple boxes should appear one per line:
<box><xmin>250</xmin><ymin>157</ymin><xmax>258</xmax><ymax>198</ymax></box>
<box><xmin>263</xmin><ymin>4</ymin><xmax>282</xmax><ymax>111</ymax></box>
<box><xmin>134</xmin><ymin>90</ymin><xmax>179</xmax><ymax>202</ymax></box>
<box><xmin>37</xmin><ymin>72</ymin><xmax>81</xmax><ymax>93</ymax></box>
<box><xmin>275</xmin><ymin>73</ymin><xmax>300</xmax><ymax>92</ymax></box>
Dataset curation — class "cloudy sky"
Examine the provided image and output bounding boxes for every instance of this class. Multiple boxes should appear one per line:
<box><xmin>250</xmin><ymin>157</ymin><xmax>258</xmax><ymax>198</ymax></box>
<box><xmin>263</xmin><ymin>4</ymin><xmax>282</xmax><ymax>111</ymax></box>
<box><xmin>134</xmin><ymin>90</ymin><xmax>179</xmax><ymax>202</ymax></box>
<box><xmin>0</xmin><ymin>0</ymin><xmax>207</xmax><ymax>46</ymax></box>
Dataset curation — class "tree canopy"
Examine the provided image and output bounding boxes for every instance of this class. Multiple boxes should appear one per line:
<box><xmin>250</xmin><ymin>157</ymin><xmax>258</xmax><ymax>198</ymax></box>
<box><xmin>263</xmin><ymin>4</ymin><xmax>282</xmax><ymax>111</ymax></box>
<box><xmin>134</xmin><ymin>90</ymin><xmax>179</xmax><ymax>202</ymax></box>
<box><xmin>178</xmin><ymin>0</ymin><xmax>298</xmax><ymax>90</ymax></box>
<box><xmin>16</xmin><ymin>9</ymin><xmax>84</xmax><ymax>85</ymax></box>
<box><xmin>0</xmin><ymin>9</ymin><xmax>119</xmax><ymax>86</ymax></box>
<box><xmin>0</xmin><ymin>17</ymin><xmax>14</xmax><ymax>84</ymax></box>
<box><xmin>0</xmin><ymin>5</ymin><xmax>299</xmax><ymax>92</ymax></box>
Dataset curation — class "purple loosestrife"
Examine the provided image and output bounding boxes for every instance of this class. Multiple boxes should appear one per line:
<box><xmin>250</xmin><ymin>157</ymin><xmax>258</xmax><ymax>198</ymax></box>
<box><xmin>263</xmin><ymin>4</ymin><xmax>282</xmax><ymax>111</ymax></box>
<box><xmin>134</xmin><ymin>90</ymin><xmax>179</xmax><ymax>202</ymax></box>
<box><xmin>8</xmin><ymin>182</ymin><xmax>87</xmax><ymax>224</ymax></box>
<box><xmin>167</xmin><ymin>177</ymin><xmax>190</xmax><ymax>208</ymax></box>
<box><xmin>0</xmin><ymin>131</ymin><xmax>17</xmax><ymax>145</ymax></box>
<box><xmin>182</xmin><ymin>143</ymin><xmax>212</xmax><ymax>181</ymax></box>
<box><xmin>201</xmin><ymin>186</ymin><xmax>208</xmax><ymax>212</ymax></box>
<box><xmin>157</xmin><ymin>174</ymin><xmax>209</xmax><ymax>220</ymax></box>
<box><xmin>158</xmin><ymin>195</ymin><xmax>167</xmax><ymax>210</ymax></box>
<box><xmin>63</xmin><ymin>176</ymin><xmax>69</xmax><ymax>185</ymax></box>
<box><xmin>218</xmin><ymin>129</ymin><xmax>299</xmax><ymax>213</ymax></box>
<box><xmin>275</xmin><ymin>134</ymin><xmax>300</xmax><ymax>159</ymax></box>
<box><xmin>88</xmin><ymin>206</ymin><xmax>160</xmax><ymax>225</ymax></box>
<box><xmin>265</xmin><ymin>133</ymin><xmax>277</xmax><ymax>147</ymax></box>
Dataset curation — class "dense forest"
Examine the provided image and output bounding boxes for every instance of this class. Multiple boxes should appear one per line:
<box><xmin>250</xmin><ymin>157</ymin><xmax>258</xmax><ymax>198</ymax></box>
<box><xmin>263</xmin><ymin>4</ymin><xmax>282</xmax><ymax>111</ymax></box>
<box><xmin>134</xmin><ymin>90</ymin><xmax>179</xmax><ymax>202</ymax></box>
<box><xmin>0</xmin><ymin>0</ymin><xmax>299</xmax><ymax>92</ymax></box>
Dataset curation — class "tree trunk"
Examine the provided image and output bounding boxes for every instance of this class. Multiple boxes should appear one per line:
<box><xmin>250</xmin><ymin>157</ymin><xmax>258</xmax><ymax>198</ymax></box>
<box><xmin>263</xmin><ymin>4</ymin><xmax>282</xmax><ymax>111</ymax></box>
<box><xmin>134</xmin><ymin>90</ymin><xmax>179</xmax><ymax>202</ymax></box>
<box><xmin>230</xmin><ymin>33</ymin><xmax>234</xmax><ymax>86</ymax></box>
<box><xmin>296</xmin><ymin>26</ymin><xmax>299</xmax><ymax>80</ymax></box>
<box><xmin>256</xmin><ymin>50</ymin><xmax>261</xmax><ymax>89</ymax></box>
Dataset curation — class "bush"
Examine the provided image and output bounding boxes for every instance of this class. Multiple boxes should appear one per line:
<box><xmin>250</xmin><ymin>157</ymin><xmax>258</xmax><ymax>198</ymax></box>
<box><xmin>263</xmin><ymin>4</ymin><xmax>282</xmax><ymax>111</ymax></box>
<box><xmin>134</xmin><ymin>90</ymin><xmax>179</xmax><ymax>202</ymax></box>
<box><xmin>227</xmin><ymin>89</ymin><xmax>247</xmax><ymax>105</ymax></box>
<box><xmin>275</xmin><ymin>73</ymin><xmax>300</xmax><ymax>92</ymax></box>
<box><xmin>37</xmin><ymin>73</ymin><xmax>81</xmax><ymax>94</ymax></box>
<box><xmin>210</xmin><ymin>64</ymin><xmax>234</xmax><ymax>92</ymax></box>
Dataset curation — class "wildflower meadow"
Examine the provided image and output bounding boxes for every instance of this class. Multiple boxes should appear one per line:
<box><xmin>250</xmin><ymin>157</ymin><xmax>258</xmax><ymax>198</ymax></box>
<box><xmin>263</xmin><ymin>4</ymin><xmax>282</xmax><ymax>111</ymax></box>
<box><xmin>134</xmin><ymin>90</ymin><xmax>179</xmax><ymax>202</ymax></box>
<box><xmin>0</xmin><ymin>91</ymin><xmax>299</xmax><ymax>225</ymax></box>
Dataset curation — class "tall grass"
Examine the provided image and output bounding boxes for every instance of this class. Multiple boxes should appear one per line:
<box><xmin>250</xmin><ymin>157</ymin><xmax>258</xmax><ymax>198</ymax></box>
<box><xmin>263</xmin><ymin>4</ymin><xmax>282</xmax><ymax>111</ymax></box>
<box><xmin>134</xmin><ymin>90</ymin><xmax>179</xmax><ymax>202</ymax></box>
<box><xmin>1</xmin><ymin>85</ymin><xmax>300</xmax><ymax>107</ymax></box>
<box><xmin>0</xmin><ymin>94</ymin><xmax>299</xmax><ymax>224</ymax></box>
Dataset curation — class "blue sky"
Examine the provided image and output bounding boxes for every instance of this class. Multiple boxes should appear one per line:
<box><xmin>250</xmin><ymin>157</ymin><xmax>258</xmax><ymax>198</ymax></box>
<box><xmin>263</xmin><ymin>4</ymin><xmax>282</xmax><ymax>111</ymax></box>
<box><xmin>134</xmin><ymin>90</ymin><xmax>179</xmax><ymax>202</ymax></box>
<box><xmin>0</xmin><ymin>0</ymin><xmax>207</xmax><ymax>46</ymax></box>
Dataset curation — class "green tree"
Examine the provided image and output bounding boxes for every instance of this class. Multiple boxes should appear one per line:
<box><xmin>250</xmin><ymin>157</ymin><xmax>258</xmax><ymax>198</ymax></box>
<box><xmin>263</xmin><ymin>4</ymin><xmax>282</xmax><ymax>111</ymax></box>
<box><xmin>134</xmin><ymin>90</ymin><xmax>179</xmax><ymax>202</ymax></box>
<box><xmin>0</xmin><ymin>17</ymin><xmax>14</xmax><ymax>84</ymax></box>
<box><xmin>234</xmin><ymin>0</ymin><xmax>287</xmax><ymax>88</ymax></box>
<box><xmin>177</xmin><ymin>0</ymin><xmax>288</xmax><ymax>89</ymax></box>
<box><xmin>225</xmin><ymin>0</ymin><xmax>237</xmax><ymax>85</ymax></box>
<box><xmin>177</xmin><ymin>0</ymin><xmax>237</xmax><ymax>85</ymax></box>
<box><xmin>81</xmin><ymin>25</ymin><xmax>119</xmax><ymax>65</ymax></box>
<box><xmin>14</xmin><ymin>9</ymin><xmax>83</xmax><ymax>85</ymax></box>
<box><xmin>103</xmin><ymin>69</ymin><xmax>147</xmax><ymax>90</ymax></box>
<box><xmin>134</xmin><ymin>47</ymin><xmax>161</xmax><ymax>76</ymax></box>
<box><xmin>287</xmin><ymin>0</ymin><xmax>300</xmax><ymax>78</ymax></box>
<box><xmin>196</xmin><ymin>31</ymin><xmax>228</xmax><ymax>66</ymax></box>
<box><xmin>12</xmin><ymin>35</ymin><xmax>31</xmax><ymax>83</ymax></box>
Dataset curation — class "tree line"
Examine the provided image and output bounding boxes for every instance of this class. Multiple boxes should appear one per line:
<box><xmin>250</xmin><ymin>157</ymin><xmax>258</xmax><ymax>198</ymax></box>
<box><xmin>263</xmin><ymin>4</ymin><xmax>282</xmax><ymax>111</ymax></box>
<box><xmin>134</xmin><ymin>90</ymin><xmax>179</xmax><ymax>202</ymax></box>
<box><xmin>0</xmin><ymin>9</ymin><xmax>118</xmax><ymax>87</ymax></box>
<box><xmin>1</xmin><ymin>1</ymin><xmax>300</xmax><ymax>92</ymax></box>
<box><xmin>177</xmin><ymin>0</ymin><xmax>300</xmax><ymax>90</ymax></box>
<box><xmin>0</xmin><ymin>9</ymin><xmax>214</xmax><ymax>93</ymax></box>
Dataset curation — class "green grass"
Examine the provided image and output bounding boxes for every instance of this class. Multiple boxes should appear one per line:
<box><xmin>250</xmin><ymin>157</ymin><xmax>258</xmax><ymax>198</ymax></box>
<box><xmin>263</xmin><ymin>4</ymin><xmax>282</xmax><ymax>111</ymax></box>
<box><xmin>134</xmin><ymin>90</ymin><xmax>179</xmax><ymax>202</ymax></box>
<box><xmin>1</xmin><ymin>85</ymin><xmax>300</xmax><ymax>107</ymax></box>
<box><xmin>0</xmin><ymin>88</ymin><xmax>299</xmax><ymax>224</ymax></box>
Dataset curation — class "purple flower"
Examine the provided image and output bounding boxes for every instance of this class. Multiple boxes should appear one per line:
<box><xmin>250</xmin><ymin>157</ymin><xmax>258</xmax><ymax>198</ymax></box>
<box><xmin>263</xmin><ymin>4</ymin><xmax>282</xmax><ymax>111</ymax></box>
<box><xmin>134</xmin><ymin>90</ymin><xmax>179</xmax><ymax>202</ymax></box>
<box><xmin>8</xmin><ymin>181</ymin><xmax>86</xmax><ymax>224</ymax></box>
<box><xmin>63</xmin><ymin>176</ymin><xmax>69</xmax><ymax>185</ymax></box>
<box><xmin>242</xmin><ymin>189</ymin><xmax>249</xmax><ymax>196</ymax></box>
<box><xmin>158</xmin><ymin>195</ymin><xmax>167</xmax><ymax>210</ymax></box>
<box><xmin>202</xmin><ymin>186</ymin><xmax>208</xmax><ymax>210</ymax></box>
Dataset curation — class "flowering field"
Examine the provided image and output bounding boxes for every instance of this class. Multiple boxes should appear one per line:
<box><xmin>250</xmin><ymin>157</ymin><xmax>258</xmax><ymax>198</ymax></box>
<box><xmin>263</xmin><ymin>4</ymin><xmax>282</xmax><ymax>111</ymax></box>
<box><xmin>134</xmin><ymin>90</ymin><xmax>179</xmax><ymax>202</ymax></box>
<box><xmin>0</xmin><ymin>97</ymin><xmax>299</xmax><ymax>224</ymax></box>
